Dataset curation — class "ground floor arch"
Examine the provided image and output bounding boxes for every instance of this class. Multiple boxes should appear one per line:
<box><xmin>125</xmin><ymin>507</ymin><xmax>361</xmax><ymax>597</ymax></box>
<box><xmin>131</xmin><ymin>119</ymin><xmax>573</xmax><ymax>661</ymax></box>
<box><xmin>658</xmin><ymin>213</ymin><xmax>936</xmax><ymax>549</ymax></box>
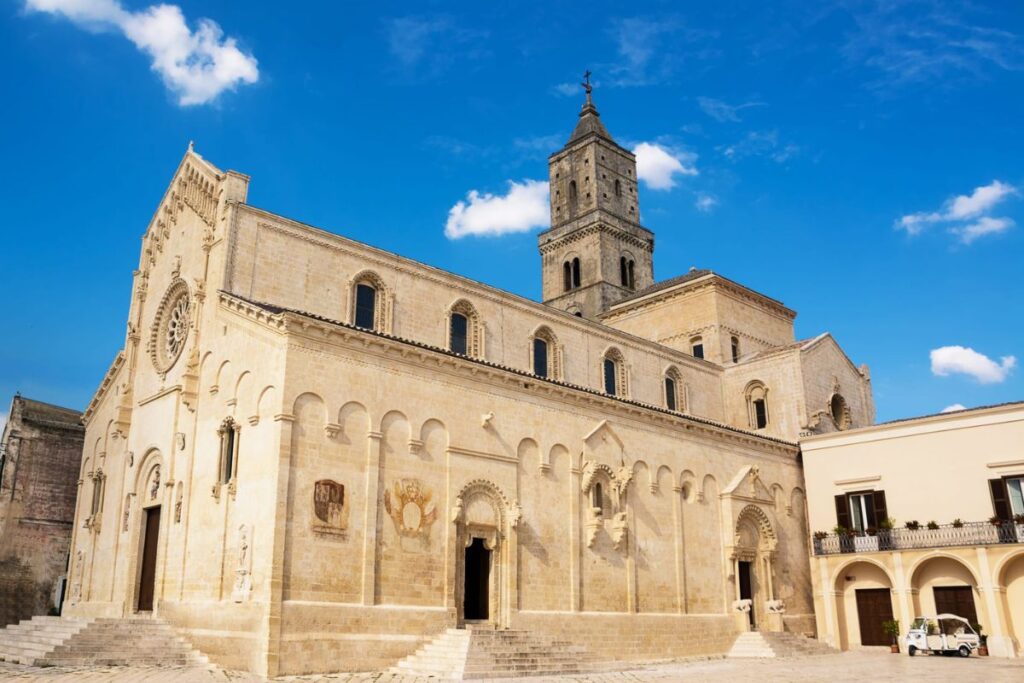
<box><xmin>833</xmin><ymin>559</ymin><xmax>895</xmax><ymax>649</ymax></box>
<box><xmin>999</xmin><ymin>552</ymin><xmax>1024</xmax><ymax>655</ymax></box>
<box><xmin>909</xmin><ymin>555</ymin><xmax>982</xmax><ymax>626</ymax></box>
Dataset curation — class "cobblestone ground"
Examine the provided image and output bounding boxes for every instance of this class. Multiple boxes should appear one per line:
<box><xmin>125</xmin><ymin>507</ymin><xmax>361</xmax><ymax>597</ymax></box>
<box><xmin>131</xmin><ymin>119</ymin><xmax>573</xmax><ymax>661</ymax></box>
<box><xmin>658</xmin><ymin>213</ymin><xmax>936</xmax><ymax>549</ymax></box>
<box><xmin>2</xmin><ymin>651</ymin><xmax>1023</xmax><ymax>682</ymax></box>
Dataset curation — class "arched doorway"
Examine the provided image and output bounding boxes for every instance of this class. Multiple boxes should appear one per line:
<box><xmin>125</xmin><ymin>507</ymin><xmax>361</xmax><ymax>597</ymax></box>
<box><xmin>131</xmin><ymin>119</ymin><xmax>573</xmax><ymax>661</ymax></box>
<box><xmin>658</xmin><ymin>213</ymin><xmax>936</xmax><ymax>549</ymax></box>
<box><xmin>997</xmin><ymin>552</ymin><xmax>1024</xmax><ymax>655</ymax></box>
<box><xmin>729</xmin><ymin>505</ymin><xmax>777</xmax><ymax>630</ymax></box>
<box><xmin>832</xmin><ymin>559</ymin><xmax>895</xmax><ymax>649</ymax></box>
<box><xmin>131</xmin><ymin>452</ymin><xmax>165</xmax><ymax>613</ymax></box>
<box><xmin>451</xmin><ymin>480</ymin><xmax>518</xmax><ymax>627</ymax></box>
<box><xmin>909</xmin><ymin>555</ymin><xmax>982</xmax><ymax>626</ymax></box>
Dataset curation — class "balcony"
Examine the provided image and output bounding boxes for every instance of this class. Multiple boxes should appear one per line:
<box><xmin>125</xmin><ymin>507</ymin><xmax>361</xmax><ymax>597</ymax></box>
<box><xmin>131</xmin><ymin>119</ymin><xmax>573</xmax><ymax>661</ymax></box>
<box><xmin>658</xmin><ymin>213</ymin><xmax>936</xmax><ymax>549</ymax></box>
<box><xmin>813</xmin><ymin>520</ymin><xmax>1024</xmax><ymax>555</ymax></box>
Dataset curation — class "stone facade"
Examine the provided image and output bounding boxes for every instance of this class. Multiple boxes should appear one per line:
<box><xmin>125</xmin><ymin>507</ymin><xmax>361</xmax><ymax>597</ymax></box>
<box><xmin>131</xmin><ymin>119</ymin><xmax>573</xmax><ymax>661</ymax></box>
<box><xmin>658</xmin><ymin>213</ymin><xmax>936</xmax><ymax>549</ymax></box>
<box><xmin>0</xmin><ymin>395</ymin><xmax>85</xmax><ymax>626</ymax></box>
<box><xmin>64</xmin><ymin>96</ymin><xmax>872</xmax><ymax>675</ymax></box>
<box><xmin>802</xmin><ymin>402</ymin><xmax>1024</xmax><ymax>657</ymax></box>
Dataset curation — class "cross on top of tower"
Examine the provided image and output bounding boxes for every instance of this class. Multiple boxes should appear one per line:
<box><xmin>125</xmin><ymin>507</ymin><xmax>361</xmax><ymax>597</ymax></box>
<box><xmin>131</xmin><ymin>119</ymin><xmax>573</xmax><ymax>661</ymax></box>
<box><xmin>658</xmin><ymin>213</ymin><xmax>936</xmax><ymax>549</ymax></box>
<box><xmin>581</xmin><ymin>70</ymin><xmax>593</xmax><ymax>105</ymax></box>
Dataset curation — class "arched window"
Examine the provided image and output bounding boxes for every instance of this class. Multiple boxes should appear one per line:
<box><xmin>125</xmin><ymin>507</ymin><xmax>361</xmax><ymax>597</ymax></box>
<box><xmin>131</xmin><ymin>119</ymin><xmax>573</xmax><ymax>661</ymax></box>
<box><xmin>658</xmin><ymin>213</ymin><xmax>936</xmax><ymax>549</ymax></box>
<box><xmin>448</xmin><ymin>300</ymin><xmax>482</xmax><ymax>357</ymax></box>
<box><xmin>614</xmin><ymin>179</ymin><xmax>622</xmax><ymax>197</ymax></box>
<box><xmin>569</xmin><ymin>180</ymin><xmax>578</xmax><ymax>207</ymax></box>
<box><xmin>691</xmin><ymin>336</ymin><xmax>704</xmax><ymax>360</ymax></box>
<box><xmin>350</xmin><ymin>271</ymin><xmax>390</xmax><ymax>333</ymax></box>
<box><xmin>830</xmin><ymin>393</ymin><xmax>851</xmax><ymax>430</ymax></box>
<box><xmin>620</xmin><ymin>257</ymin><xmax>628</xmax><ymax>286</ymax></box>
<box><xmin>664</xmin><ymin>367</ymin><xmax>683</xmax><ymax>412</ymax></box>
<box><xmin>731</xmin><ymin>336</ymin><xmax>740</xmax><ymax>363</ymax></box>
<box><xmin>354</xmin><ymin>284</ymin><xmax>376</xmax><ymax>330</ymax></box>
<box><xmin>628</xmin><ymin>260</ymin><xmax>635</xmax><ymax>289</ymax></box>
<box><xmin>592</xmin><ymin>482</ymin><xmax>603</xmax><ymax>511</ymax></box>
<box><xmin>531</xmin><ymin>326</ymin><xmax>560</xmax><ymax>379</ymax></box>
<box><xmin>572</xmin><ymin>257</ymin><xmax>581</xmax><ymax>288</ymax></box>
<box><xmin>745</xmin><ymin>382</ymin><xmax>770</xmax><ymax>430</ymax></box>
<box><xmin>563</xmin><ymin>261</ymin><xmax>572</xmax><ymax>292</ymax></box>
<box><xmin>602</xmin><ymin>348</ymin><xmax>627</xmax><ymax>396</ymax></box>
<box><xmin>218</xmin><ymin>417</ymin><xmax>240</xmax><ymax>485</ymax></box>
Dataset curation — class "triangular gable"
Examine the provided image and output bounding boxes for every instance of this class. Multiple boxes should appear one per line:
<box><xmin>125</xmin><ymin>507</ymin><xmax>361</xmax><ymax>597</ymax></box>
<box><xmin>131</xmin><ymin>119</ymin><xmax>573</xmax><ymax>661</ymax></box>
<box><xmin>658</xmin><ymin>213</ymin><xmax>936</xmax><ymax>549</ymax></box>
<box><xmin>721</xmin><ymin>465</ymin><xmax>774</xmax><ymax>504</ymax></box>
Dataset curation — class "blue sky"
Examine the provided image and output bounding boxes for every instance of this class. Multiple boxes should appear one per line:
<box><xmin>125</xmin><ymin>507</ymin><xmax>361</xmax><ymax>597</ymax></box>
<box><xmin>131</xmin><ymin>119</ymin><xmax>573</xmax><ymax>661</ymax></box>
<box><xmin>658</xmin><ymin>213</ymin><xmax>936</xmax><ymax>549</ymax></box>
<box><xmin>2</xmin><ymin>0</ymin><xmax>1022</xmax><ymax>427</ymax></box>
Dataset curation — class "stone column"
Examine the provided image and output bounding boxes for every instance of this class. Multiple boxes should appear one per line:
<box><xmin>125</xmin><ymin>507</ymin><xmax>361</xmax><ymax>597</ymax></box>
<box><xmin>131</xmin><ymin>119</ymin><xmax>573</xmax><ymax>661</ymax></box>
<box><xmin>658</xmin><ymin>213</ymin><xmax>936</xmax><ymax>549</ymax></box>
<box><xmin>672</xmin><ymin>485</ymin><xmax>686</xmax><ymax>613</ymax></box>
<box><xmin>569</xmin><ymin>457</ymin><xmax>581</xmax><ymax>612</ymax></box>
<box><xmin>264</xmin><ymin>413</ymin><xmax>295</xmax><ymax>679</ymax></box>
<box><xmin>976</xmin><ymin>547</ymin><xmax>1013</xmax><ymax>657</ymax></box>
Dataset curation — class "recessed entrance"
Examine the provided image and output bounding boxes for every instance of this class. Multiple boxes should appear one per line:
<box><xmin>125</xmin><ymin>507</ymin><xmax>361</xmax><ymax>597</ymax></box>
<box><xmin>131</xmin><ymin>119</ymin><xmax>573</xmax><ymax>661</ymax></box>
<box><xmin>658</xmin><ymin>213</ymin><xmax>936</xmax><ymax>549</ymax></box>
<box><xmin>933</xmin><ymin>586</ymin><xmax>978</xmax><ymax>624</ymax></box>
<box><xmin>738</xmin><ymin>561</ymin><xmax>755</xmax><ymax>629</ymax></box>
<box><xmin>855</xmin><ymin>588</ymin><xmax>893</xmax><ymax>646</ymax></box>
<box><xmin>137</xmin><ymin>506</ymin><xmax>160</xmax><ymax>612</ymax></box>
<box><xmin>464</xmin><ymin>537</ymin><xmax>491</xmax><ymax>621</ymax></box>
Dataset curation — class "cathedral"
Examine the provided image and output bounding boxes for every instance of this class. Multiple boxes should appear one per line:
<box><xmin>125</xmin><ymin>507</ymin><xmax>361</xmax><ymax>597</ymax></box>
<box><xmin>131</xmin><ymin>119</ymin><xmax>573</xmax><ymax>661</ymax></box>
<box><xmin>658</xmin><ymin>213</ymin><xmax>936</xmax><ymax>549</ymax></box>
<box><xmin>66</xmin><ymin>90</ymin><xmax>873</xmax><ymax>676</ymax></box>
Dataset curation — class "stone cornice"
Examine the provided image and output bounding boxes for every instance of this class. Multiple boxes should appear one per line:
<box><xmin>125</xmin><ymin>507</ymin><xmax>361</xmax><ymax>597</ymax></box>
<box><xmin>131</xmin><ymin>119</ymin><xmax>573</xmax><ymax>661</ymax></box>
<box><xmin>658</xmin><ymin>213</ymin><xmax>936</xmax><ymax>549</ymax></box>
<box><xmin>83</xmin><ymin>352</ymin><xmax>125</xmax><ymax>426</ymax></box>
<box><xmin>218</xmin><ymin>292</ymin><xmax>798</xmax><ymax>456</ymax></box>
<box><xmin>603</xmin><ymin>274</ymin><xmax>796</xmax><ymax>323</ymax></box>
<box><xmin>538</xmin><ymin>222</ymin><xmax>653</xmax><ymax>254</ymax></box>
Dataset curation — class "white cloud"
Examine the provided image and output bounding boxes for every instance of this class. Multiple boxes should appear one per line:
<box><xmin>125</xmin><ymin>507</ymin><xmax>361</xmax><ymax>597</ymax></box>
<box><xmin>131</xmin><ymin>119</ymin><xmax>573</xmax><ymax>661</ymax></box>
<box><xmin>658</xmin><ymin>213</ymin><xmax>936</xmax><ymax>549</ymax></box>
<box><xmin>445</xmin><ymin>180</ymin><xmax>549</xmax><ymax>239</ymax></box>
<box><xmin>0</xmin><ymin>411</ymin><xmax>6</xmax><ymax>434</ymax></box>
<box><xmin>697</xmin><ymin>96</ymin><xmax>764</xmax><ymax>123</ymax></box>
<box><xmin>695</xmin><ymin>194</ymin><xmax>718</xmax><ymax>213</ymax></box>
<box><xmin>633</xmin><ymin>142</ymin><xmax>697</xmax><ymax>191</ymax></box>
<box><xmin>24</xmin><ymin>0</ymin><xmax>258</xmax><ymax>106</ymax></box>
<box><xmin>552</xmin><ymin>82</ymin><xmax>580</xmax><ymax>97</ymax></box>
<box><xmin>953</xmin><ymin>216</ymin><xmax>1015</xmax><ymax>244</ymax></box>
<box><xmin>721</xmin><ymin>130</ymin><xmax>798</xmax><ymax>163</ymax></box>
<box><xmin>940</xmin><ymin>404</ymin><xmax>967</xmax><ymax>413</ymax></box>
<box><xmin>898</xmin><ymin>180</ymin><xmax>1017</xmax><ymax>242</ymax></box>
<box><xmin>930</xmin><ymin>345</ymin><xmax>1017</xmax><ymax>384</ymax></box>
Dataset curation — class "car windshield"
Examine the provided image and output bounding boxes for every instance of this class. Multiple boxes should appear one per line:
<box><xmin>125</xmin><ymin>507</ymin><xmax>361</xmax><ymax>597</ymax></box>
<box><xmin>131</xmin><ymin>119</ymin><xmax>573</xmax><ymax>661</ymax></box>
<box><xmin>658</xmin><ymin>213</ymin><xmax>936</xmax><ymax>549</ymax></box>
<box><xmin>911</xmin><ymin>618</ymin><xmax>928</xmax><ymax>630</ymax></box>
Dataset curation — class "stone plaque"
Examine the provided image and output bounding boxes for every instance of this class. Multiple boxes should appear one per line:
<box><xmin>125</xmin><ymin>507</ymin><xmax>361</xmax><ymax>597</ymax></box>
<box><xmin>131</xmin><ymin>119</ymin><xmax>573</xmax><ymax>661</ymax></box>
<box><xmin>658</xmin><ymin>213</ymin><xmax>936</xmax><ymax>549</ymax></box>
<box><xmin>312</xmin><ymin>479</ymin><xmax>347</xmax><ymax>536</ymax></box>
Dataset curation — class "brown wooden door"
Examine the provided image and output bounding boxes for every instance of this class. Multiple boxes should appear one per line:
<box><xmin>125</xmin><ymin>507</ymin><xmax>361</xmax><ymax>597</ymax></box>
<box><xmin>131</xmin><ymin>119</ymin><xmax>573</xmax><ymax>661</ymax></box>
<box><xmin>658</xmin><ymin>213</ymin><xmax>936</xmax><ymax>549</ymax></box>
<box><xmin>137</xmin><ymin>506</ymin><xmax>160</xmax><ymax>612</ymax></box>
<box><xmin>933</xmin><ymin>586</ymin><xmax>978</xmax><ymax>624</ymax></box>
<box><xmin>855</xmin><ymin>588</ymin><xmax>894</xmax><ymax>646</ymax></box>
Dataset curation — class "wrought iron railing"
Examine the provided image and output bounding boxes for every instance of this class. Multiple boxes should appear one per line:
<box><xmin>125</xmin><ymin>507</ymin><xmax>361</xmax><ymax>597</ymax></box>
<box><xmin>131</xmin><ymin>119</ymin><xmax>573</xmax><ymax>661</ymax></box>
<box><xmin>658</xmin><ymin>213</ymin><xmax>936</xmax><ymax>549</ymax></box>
<box><xmin>813</xmin><ymin>521</ymin><xmax>1024</xmax><ymax>555</ymax></box>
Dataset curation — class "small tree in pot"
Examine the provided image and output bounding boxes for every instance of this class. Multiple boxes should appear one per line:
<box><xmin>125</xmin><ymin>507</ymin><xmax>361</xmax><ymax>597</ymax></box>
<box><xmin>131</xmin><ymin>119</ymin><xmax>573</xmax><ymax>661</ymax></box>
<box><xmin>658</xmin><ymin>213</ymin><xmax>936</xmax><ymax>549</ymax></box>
<box><xmin>882</xmin><ymin>619</ymin><xmax>901</xmax><ymax>653</ymax></box>
<box><xmin>973</xmin><ymin>623</ymin><xmax>988</xmax><ymax>656</ymax></box>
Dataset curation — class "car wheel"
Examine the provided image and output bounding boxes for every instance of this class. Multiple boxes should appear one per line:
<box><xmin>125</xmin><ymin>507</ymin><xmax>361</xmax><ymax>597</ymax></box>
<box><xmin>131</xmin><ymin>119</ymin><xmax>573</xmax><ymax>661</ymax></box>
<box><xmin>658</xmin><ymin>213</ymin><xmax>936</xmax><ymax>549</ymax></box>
<box><xmin>958</xmin><ymin>645</ymin><xmax>970</xmax><ymax>658</ymax></box>
<box><xmin>908</xmin><ymin>645</ymin><xmax>917</xmax><ymax>656</ymax></box>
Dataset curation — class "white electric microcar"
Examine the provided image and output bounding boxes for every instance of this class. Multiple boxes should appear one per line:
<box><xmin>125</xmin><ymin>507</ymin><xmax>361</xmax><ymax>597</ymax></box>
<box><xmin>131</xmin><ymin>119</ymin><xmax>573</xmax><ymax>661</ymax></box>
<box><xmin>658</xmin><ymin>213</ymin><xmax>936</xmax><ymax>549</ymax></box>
<box><xmin>906</xmin><ymin>614</ymin><xmax>979</xmax><ymax>657</ymax></box>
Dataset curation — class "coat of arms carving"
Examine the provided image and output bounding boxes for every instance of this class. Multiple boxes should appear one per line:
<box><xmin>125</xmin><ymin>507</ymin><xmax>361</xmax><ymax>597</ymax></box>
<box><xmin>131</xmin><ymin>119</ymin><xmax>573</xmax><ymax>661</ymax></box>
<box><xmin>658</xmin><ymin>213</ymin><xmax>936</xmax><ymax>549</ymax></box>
<box><xmin>384</xmin><ymin>479</ymin><xmax>437</xmax><ymax>537</ymax></box>
<box><xmin>312</xmin><ymin>480</ymin><xmax>348</xmax><ymax>536</ymax></box>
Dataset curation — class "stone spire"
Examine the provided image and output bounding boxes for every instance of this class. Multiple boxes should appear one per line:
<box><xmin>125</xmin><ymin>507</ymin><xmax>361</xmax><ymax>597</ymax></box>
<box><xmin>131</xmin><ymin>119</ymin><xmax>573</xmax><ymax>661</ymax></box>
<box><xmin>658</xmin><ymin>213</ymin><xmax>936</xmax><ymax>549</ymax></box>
<box><xmin>567</xmin><ymin>71</ymin><xmax>613</xmax><ymax>144</ymax></box>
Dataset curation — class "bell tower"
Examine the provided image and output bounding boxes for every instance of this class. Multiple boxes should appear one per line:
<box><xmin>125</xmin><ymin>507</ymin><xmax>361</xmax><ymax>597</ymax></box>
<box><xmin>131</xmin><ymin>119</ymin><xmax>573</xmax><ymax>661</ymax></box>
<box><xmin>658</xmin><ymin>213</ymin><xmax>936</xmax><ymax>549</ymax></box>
<box><xmin>539</xmin><ymin>75</ymin><xmax>654</xmax><ymax>319</ymax></box>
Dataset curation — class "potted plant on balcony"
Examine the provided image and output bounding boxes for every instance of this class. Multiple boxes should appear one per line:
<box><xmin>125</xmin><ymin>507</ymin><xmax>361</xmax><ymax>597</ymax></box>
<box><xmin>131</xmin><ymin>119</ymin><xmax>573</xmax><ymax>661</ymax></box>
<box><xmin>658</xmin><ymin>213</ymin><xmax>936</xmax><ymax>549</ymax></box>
<box><xmin>952</xmin><ymin>518</ymin><xmax>964</xmax><ymax>528</ymax></box>
<box><xmin>833</xmin><ymin>525</ymin><xmax>854</xmax><ymax>553</ymax></box>
<box><xmin>877</xmin><ymin>517</ymin><xmax>895</xmax><ymax>549</ymax></box>
<box><xmin>926</xmin><ymin>520</ymin><xmax>939</xmax><ymax>530</ymax></box>
<box><xmin>883</xmin><ymin>619</ymin><xmax>901</xmax><ymax>653</ymax></box>
<box><xmin>812</xmin><ymin>530</ymin><xmax>828</xmax><ymax>554</ymax></box>
<box><xmin>905</xmin><ymin>520</ymin><xmax>921</xmax><ymax>531</ymax></box>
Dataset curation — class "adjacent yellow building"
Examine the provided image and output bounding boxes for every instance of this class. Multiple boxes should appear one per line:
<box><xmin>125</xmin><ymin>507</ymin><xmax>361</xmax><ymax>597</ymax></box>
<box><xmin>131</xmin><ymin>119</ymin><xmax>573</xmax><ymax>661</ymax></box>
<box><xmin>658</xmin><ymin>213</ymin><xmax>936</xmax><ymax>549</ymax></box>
<box><xmin>802</xmin><ymin>402</ymin><xmax>1024</xmax><ymax>657</ymax></box>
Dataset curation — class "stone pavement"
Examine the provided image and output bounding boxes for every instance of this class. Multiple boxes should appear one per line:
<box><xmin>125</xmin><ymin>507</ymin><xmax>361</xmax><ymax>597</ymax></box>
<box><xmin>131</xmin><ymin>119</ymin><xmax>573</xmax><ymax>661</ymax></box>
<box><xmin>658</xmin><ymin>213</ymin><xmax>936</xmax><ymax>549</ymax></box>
<box><xmin>1</xmin><ymin>650</ymin><xmax>1023</xmax><ymax>682</ymax></box>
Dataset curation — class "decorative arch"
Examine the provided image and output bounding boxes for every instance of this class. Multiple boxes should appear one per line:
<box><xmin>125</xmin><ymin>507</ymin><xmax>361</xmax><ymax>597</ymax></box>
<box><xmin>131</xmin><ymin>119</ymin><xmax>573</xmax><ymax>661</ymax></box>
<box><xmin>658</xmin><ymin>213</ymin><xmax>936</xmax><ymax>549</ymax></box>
<box><xmin>452</xmin><ymin>478</ymin><xmax>518</xmax><ymax>531</ymax></box>
<box><xmin>447</xmin><ymin>298</ymin><xmax>483</xmax><ymax>357</ymax></box>
<box><xmin>735</xmin><ymin>504</ymin><xmax>777</xmax><ymax>549</ymax></box>
<box><xmin>829</xmin><ymin>556</ymin><xmax>897</xmax><ymax>590</ymax></box>
<box><xmin>906</xmin><ymin>551</ymin><xmax>983</xmax><ymax>588</ymax></box>
<box><xmin>663</xmin><ymin>365</ymin><xmax>684</xmax><ymax>412</ymax></box>
<box><xmin>348</xmin><ymin>269</ymin><xmax>393</xmax><ymax>333</ymax></box>
<box><xmin>679</xmin><ymin>469</ymin><xmax>696</xmax><ymax>503</ymax></box>
<box><xmin>829</xmin><ymin>391</ymin><xmax>851</xmax><ymax>430</ymax></box>
<box><xmin>993</xmin><ymin>547</ymin><xmax>1024</xmax><ymax>586</ymax></box>
<box><xmin>251</xmin><ymin>385</ymin><xmax>277</xmax><ymax>425</ymax></box>
<box><xmin>700</xmin><ymin>473</ymin><xmax>717</xmax><ymax>504</ymax></box>
<box><xmin>134</xmin><ymin>448</ymin><xmax>165</xmax><ymax>507</ymax></box>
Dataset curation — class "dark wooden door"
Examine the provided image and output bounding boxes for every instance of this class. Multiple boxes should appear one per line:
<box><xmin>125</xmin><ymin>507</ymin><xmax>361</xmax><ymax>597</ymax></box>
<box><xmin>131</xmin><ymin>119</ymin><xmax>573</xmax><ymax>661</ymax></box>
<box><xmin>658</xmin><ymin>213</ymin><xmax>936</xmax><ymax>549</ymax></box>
<box><xmin>855</xmin><ymin>588</ymin><xmax>894</xmax><ymax>646</ymax></box>
<box><xmin>138</xmin><ymin>506</ymin><xmax>161</xmax><ymax>612</ymax></box>
<box><xmin>464</xmin><ymin>537</ymin><xmax>490</xmax><ymax>620</ymax></box>
<box><xmin>933</xmin><ymin>586</ymin><xmax>978</xmax><ymax>624</ymax></box>
<box><xmin>738</xmin><ymin>561</ymin><xmax>755</xmax><ymax>629</ymax></box>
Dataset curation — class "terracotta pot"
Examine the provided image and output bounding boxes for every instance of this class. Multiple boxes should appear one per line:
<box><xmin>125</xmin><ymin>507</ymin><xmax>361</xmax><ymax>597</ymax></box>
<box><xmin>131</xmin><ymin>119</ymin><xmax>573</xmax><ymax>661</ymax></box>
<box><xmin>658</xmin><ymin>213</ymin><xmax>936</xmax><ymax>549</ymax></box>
<box><xmin>979</xmin><ymin>646</ymin><xmax>989</xmax><ymax>656</ymax></box>
<box><xmin>890</xmin><ymin>644</ymin><xmax>900</xmax><ymax>653</ymax></box>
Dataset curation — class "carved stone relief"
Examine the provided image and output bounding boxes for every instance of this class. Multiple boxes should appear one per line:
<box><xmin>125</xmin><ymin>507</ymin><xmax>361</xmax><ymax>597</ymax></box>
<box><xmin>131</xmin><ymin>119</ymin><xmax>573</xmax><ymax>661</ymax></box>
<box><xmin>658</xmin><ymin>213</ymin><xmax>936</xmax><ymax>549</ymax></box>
<box><xmin>231</xmin><ymin>524</ymin><xmax>253</xmax><ymax>602</ymax></box>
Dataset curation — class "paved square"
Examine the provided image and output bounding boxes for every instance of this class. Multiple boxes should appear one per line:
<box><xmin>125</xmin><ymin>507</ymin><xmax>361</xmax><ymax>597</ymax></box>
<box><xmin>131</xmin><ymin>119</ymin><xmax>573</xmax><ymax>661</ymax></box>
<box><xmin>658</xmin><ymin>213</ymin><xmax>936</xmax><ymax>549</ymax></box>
<box><xmin>2</xmin><ymin>651</ymin><xmax>1023</xmax><ymax>683</ymax></box>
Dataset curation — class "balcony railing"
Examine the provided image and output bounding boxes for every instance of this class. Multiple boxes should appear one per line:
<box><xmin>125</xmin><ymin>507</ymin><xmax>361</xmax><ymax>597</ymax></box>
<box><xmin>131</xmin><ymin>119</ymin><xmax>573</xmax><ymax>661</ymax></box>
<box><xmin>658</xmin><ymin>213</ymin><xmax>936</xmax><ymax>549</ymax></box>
<box><xmin>813</xmin><ymin>521</ymin><xmax>1024</xmax><ymax>555</ymax></box>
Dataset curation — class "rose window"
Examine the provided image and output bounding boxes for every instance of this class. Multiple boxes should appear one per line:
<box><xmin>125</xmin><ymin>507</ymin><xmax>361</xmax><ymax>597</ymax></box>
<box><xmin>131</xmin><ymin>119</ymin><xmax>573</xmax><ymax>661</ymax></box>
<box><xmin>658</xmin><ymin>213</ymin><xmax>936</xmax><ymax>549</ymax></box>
<box><xmin>150</xmin><ymin>280</ymin><xmax>191</xmax><ymax>372</ymax></box>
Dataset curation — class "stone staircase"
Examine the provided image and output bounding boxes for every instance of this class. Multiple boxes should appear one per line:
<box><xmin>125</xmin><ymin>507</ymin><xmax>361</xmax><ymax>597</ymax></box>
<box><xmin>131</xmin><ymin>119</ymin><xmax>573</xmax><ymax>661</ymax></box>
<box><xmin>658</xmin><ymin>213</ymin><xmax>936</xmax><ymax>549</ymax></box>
<box><xmin>390</xmin><ymin>626</ymin><xmax>609</xmax><ymax>679</ymax></box>
<box><xmin>728</xmin><ymin>630</ymin><xmax>837</xmax><ymax>658</ymax></box>
<box><xmin>0</xmin><ymin>615</ymin><xmax>209</xmax><ymax>667</ymax></box>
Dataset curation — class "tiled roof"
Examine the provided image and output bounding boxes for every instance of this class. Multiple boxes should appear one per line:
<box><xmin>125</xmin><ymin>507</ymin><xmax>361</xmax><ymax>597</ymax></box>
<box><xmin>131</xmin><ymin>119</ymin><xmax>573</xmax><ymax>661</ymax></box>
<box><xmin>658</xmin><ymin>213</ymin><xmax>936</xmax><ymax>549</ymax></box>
<box><xmin>611</xmin><ymin>268</ymin><xmax>713</xmax><ymax>307</ymax></box>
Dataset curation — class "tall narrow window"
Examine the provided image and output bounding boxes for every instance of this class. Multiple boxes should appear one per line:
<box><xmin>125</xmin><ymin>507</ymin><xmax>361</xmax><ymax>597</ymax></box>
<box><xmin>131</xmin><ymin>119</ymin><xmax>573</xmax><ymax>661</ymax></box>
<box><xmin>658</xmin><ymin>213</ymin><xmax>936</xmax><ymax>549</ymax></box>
<box><xmin>592</xmin><ymin>482</ymin><xmax>604</xmax><ymax>513</ymax></box>
<box><xmin>90</xmin><ymin>473</ymin><xmax>103</xmax><ymax>516</ymax></box>
<box><xmin>665</xmin><ymin>376</ymin><xmax>677</xmax><ymax>411</ymax></box>
<box><xmin>354</xmin><ymin>284</ymin><xmax>376</xmax><ymax>330</ymax></box>
<box><xmin>691</xmin><ymin>336</ymin><xmax>704</xmax><ymax>360</ymax></box>
<box><xmin>627</xmin><ymin>260</ymin><xmax>635</xmax><ymax>289</ymax></box>
<box><xmin>731</xmin><ymin>336</ymin><xmax>740</xmax><ymax>363</ymax></box>
<box><xmin>533</xmin><ymin>337</ymin><xmax>549</xmax><ymax>378</ymax></box>
<box><xmin>603</xmin><ymin>358</ymin><xmax>617</xmax><ymax>395</ymax></box>
<box><xmin>569</xmin><ymin>180</ymin><xmax>578</xmax><ymax>206</ymax></box>
<box><xmin>753</xmin><ymin>399</ymin><xmax>767</xmax><ymax>429</ymax></box>
<box><xmin>450</xmin><ymin>313</ymin><xmax>468</xmax><ymax>355</ymax></box>
<box><xmin>614</xmin><ymin>179</ymin><xmax>622</xmax><ymax>197</ymax></box>
<box><xmin>218</xmin><ymin>418</ymin><xmax>239</xmax><ymax>485</ymax></box>
<box><xmin>620</xmin><ymin>257</ymin><xmax>629</xmax><ymax>286</ymax></box>
<box><xmin>563</xmin><ymin>262</ymin><xmax>572</xmax><ymax>292</ymax></box>
<box><xmin>572</xmin><ymin>258</ymin><xmax>581</xmax><ymax>288</ymax></box>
